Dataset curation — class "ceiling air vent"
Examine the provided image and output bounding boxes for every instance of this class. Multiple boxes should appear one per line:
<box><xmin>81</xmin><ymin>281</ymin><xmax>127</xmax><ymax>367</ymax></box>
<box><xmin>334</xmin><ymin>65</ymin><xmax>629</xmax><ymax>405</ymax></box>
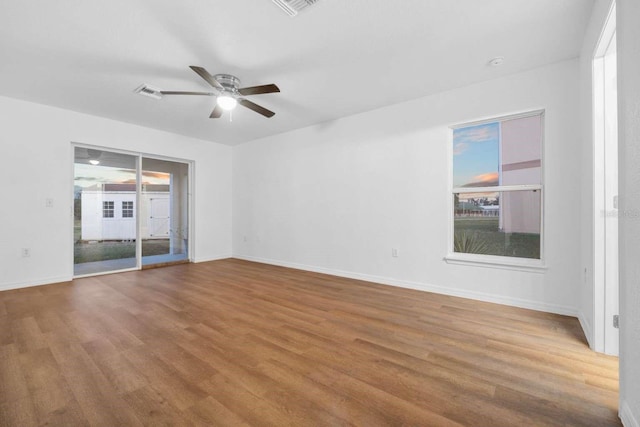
<box><xmin>271</xmin><ymin>0</ymin><xmax>320</xmax><ymax>17</ymax></box>
<box><xmin>134</xmin><ymin>84</ymin><xmax>163</xmax><ymax>100</ymax></box>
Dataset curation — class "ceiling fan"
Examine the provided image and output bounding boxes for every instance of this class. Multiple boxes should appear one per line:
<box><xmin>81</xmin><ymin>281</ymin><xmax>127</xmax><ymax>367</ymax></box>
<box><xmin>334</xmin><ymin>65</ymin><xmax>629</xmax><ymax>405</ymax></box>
<box><xmin>160</xmin><ymin>66</ymin><xmax>280</xmax><ymax>119</ymax></box>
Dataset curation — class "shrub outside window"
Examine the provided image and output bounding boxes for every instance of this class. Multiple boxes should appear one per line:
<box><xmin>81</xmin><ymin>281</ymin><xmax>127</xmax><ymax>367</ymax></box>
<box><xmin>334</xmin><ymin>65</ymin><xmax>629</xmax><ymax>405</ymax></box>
<box><xmin>450</xmin><ymin>111</ymin><xmax>544</xmax><ymax>267</ymax></box>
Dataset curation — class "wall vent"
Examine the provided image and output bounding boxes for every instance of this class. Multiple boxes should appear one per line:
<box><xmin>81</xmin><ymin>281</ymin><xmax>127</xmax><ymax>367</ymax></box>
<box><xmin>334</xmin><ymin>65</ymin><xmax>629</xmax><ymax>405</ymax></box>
<box><xmin>271</xmin><ymin>0</ymin><xmax>320</xmax><ymax>17</ymax></box>
<box><xmin>134</xmin><ymin>84</ymin><xmax>163</xmax><ymax>100</ymax></box>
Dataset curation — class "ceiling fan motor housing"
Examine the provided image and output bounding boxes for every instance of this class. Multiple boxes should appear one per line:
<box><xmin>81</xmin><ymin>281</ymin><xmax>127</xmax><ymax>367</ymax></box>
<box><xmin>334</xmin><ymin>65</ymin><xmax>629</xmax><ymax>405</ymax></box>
<box><xmin>214</xmin><ymin>74</ymin><xmax>241</xmax><ymax>94</ymax></box>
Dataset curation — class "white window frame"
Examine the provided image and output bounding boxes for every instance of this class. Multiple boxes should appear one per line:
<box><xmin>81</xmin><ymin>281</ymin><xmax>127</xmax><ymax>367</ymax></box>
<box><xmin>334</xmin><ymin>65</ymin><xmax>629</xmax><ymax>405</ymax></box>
<box><xmin>102</xmin><ymin>201</ymin><xmax>115</xmax><ymax>219</ymax></box>
<box><xmin>122</xmin><ymin>200</ymin><xmax>134</xmax><ymax>218</ymax></box>
<box><xmin>444</xmin><ymin>110</ymin><xmax>547</xmax><ymax>272</ymax></box>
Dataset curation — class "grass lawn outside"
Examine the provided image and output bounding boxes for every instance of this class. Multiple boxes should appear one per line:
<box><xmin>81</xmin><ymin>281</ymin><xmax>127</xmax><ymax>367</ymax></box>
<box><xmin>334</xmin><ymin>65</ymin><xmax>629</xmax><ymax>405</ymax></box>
<box><xmin>74</xmin><ymin>219</ymin><xmax>175</xmax><ymax>264</ymax></box>
<box><xmin>454</xmin><ymin>217</ymin><xmax>540</xmax><ymax>259</ymax></box>
<box><xmin>74</xmin><ymin>239</ymin><xmax>171</xmax><ymax>264</ymax></box>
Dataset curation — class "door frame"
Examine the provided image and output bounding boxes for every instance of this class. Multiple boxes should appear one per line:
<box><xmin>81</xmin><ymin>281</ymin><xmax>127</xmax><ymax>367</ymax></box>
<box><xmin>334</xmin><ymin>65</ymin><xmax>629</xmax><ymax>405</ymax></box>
<box><xmin>592</xmin><ymin>1</ymin><xmax>619</xmax><ymax>355</ymax></box>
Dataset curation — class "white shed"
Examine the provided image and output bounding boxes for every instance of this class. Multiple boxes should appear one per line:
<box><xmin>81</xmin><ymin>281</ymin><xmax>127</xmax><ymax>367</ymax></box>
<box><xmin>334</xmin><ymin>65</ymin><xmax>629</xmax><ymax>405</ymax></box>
<box><xmin>80</xmin><ymin>183</ymin><xmax>170</xmax><ymax>241</ymax></box>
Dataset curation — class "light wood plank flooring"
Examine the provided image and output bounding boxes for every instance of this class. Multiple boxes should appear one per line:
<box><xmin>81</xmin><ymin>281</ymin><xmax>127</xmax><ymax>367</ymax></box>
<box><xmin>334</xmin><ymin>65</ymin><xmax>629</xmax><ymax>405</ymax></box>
<box><xmin>0</xmin><ymin>259</ymin><xmax>620</xmax><ymax>426</ymax></box>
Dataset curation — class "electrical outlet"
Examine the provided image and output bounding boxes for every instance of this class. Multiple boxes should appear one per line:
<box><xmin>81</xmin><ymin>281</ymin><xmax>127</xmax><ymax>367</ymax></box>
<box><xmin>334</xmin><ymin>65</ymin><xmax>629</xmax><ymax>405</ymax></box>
<box><xmin>21</xmin><ymin>248</ymin><xmax>31</xmax><ymax>257</ymax></box>
<box><xmin>392</xmin><ymin>248</ymin><xmax>399</xmax><ymax>257</ymax></box>
<box><xmin>46</xmin><ymin>198</ymin><xmax>54</xmax><ymax>207</ymax></box>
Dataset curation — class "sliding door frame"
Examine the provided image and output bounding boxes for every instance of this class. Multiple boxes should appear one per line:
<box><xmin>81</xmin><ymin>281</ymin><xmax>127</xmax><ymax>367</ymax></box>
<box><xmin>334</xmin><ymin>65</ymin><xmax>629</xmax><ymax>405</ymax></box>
<box><xmin>71</xmin><ymin>142</ymin><xmax>194</xmax><ymax>278</ymax></box>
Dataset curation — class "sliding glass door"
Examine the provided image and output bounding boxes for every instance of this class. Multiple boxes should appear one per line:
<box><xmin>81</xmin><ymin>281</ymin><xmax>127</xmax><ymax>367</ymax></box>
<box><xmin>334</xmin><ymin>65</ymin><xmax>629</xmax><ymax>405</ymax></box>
<box><xmin>141</xmin><ymin>157</ymin><xmax>189</xmax><ymax>266</ymax></box>
<box><xmin>74</xmin><ymin>148</ymin><xmax>139</xmax><ymax>275</ymax></box>
<box><xmin>73</xmin><ymin>147</ymin><xmax>190</xmax><ymax>276</ymax></box>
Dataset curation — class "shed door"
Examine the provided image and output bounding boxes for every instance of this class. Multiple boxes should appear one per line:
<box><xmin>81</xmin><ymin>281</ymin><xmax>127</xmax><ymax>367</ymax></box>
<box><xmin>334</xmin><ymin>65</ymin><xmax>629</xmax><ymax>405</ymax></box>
<box><xmin>149</xmin><ymin>198</ymin><xmax>170</xmax><ymax>237</ymax></box>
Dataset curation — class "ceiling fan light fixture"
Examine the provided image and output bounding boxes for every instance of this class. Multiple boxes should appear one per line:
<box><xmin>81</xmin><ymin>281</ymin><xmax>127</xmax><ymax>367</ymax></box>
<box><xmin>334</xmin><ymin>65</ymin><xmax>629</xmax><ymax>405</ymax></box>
<box><xmin>89</xmin><ymin>159</ymin><xmax>100</xmax><ymax>165</ymax></box>
<box><xmin>217</xmin><ymin>95</ymin><xmax>238</xmax><ymax>111</ymax></box>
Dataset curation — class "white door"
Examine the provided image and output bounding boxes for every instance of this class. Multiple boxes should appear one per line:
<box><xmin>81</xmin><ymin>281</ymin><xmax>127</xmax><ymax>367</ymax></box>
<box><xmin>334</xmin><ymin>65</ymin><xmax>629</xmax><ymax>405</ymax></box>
<box><xmin>149</xmin><ymin>198</ymin><xmax>170</xmax><ymax>237</ymax></box>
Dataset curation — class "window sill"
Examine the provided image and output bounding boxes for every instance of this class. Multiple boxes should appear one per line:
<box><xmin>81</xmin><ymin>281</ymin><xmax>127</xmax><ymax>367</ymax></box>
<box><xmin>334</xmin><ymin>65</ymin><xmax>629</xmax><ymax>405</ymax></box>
<box><xmin>444</xmin><ymin>253</ymin><xmax>547</xmax><ymax>273</ymax></box>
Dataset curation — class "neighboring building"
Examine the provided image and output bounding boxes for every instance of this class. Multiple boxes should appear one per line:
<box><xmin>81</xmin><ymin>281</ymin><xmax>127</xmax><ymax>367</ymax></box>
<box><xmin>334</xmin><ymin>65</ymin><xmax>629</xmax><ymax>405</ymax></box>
<box><xmin>455</xmin><ymin>201</ymin><xmax>483</xmax><ymax>216</ymax></box>
<box><xmin>81</xmin><ymin>183</ymin><xmax>170</xmax><ymax>241</ymax></box>
<box><xmin>500</xmin><ymin>114</ymin><xmax>542</xmax><ymax>234</ymax></box>
<box><xmin>480</xmin><ymin>205</ymin><xmax>499</xmax><ymax>217</ymax></box>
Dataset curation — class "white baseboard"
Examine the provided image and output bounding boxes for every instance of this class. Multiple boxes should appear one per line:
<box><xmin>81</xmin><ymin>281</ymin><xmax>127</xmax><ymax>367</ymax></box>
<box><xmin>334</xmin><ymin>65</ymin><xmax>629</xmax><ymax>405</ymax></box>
<box><xmin>2</xmin><ymin>255</ymin><xmax>578</xmax><ymax>318</ymax></box>
<box><xmin>0</xmin><ymin>275</ymin><xmax>72</xmax><ymax>292</ymax></box>
<box><xmin>578</xmin><ymin>310</ymin><xmax>594</xmax><ymax>349</ymax></box>
<box><xmin>193</xmin><ymin>254</ymin><xmax>233</xmax><ymax>263</ymax></box>
<box><xmin>233</xmin><ymin>254</ymin><xmax>577</xmax><ymax>316</ymax></box>
<box><xmin>0</xmin><ymin>255</ymin><xmax>232</xmax><ymax>292</ymax></box>
<box><xmin>621</xmin><ymin>400</ymin><xmax>639</xmax><ymax>427</ymax></box>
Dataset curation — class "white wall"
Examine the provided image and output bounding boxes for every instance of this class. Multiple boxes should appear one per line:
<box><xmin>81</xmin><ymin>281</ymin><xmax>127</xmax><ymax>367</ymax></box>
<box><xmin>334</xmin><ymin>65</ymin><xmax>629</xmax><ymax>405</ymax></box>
<box><xmin>617</xmin><ymin>0</ymin><xmax>640</xmax><ymax>425</ymax></box>
<box><xmin>233</xmin><ymin>60</ymin><xmax>581</xmax><ymax>315</ymax></box>
<box><xmin>0</xmin><ymin>96</ymin><xmax>232</xmax><ymax>291</ymax></box>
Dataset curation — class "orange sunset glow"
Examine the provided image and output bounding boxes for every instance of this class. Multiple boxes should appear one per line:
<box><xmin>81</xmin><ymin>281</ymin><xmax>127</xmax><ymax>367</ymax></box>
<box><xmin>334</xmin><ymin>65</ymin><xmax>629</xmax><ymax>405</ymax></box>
<box><xmin>463</xmin><ymin>171</ymin><xmax>499</xmax><ymax>187</ymax></box>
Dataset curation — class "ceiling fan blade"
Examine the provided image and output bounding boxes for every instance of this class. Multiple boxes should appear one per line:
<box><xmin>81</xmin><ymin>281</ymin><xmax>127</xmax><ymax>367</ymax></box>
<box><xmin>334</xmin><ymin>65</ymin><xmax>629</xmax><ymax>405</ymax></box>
<box><xmin>238</xmin><ymin>99</ymin><xmax>275</xmax><ymax>118</ymax></box>
<box><xmin>238</xmin><ymin>84</ymin><xmax>280</xmax><ymax>96</ymax></box>
<box><xmin>209</xmin><ymin>104</ymin><xmax>223</xmax><ymax>119</ymax></box>
<box><xmin>160</xmin><ymin>91</ymin><xmax>214</xmax><ymax>96</ymax></box>
<box><xmin>189</xmin><ymin>66</ymin><xmax>224</xmax><ymax>91</ymax></box>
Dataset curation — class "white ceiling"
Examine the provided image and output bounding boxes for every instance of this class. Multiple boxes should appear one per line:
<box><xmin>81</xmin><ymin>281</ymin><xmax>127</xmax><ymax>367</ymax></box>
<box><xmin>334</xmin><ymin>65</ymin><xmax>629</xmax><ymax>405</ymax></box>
<box><xmin>0</xmin><ymin>0</ymin><xmax>594</xmax><ymax>145</ymax></box>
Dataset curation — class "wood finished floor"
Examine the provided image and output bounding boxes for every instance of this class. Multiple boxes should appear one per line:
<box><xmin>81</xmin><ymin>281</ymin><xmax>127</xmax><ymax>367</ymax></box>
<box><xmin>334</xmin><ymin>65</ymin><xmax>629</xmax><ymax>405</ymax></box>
<box><xmin>0</xmin><ymin>259</ymin><xmax>620</xmax><ymax>426</ymax></box>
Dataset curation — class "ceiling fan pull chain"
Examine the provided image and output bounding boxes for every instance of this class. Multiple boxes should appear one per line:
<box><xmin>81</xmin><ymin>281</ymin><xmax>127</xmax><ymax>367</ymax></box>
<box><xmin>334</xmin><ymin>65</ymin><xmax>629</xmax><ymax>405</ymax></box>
<box><xmin>230</xmin><ymin>109</ymin><xmax>233</xmax><ymax>123</ymax></box>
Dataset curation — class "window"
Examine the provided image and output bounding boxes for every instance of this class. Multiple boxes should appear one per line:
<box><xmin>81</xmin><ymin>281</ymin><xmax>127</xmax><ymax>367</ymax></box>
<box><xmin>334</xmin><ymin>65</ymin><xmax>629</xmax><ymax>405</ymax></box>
<box><xmin>449</xmin><ymin>111</ymin><xmax>544</xmax><ymax>267</ymax></box>
<box><xmin>122</xmin><ymin>201</ymin><xmax>134</xmax><ymax>218</ymax></box>
<box><xmin>102</xmin><ymin>201</ymin><xmax>114</xmax><ymax>218</ymax></box>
